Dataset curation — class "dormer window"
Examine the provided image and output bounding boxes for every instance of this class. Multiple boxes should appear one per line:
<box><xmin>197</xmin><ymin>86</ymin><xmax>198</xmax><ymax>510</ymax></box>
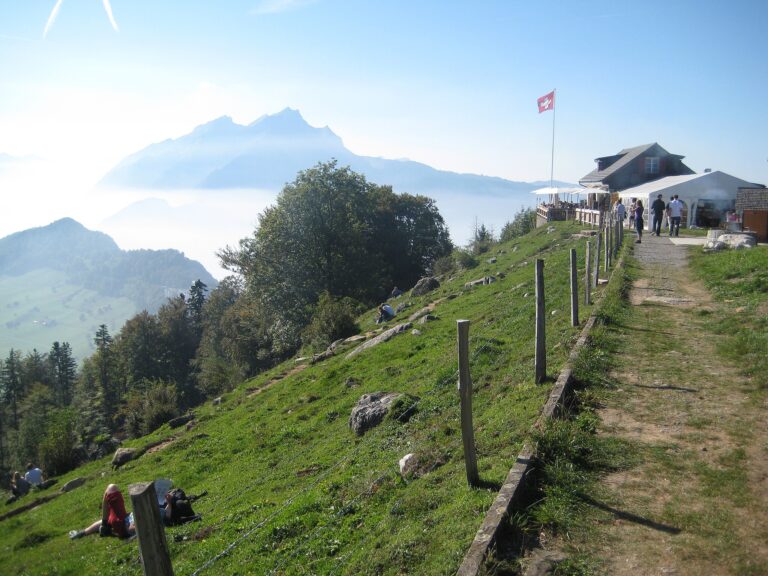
<box><xmin>645</xmin><ymin>157</ymin><xmax>659</xmax><ymax>175</ymax></box>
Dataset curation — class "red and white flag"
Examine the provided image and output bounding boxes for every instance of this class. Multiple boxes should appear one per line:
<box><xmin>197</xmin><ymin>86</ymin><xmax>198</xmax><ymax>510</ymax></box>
<box><xmin>537</xmin><ymin>90</ymin><xmax>555</xmax><ymax>113</ymax></box>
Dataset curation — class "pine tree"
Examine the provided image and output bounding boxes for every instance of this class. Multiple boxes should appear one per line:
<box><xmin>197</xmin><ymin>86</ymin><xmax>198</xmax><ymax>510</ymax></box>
<box><xmin>49</xmin><ymin>342</ymin><xmax>77</xmax><ymax>406</ymax></box>
<box><xmin>1</xmin><ymin>349</ymin><xmax>23</xmax><ymax>429</ymax></box>
<box><xmin>93</xmin><ymin>324</ymin><xmax>118</xmax><ymax>421</ymax></box>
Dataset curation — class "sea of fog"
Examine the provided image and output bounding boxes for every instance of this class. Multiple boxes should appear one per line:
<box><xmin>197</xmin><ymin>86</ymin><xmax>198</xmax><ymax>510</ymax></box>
<box><xmin>95</xmin><ymin>188</ymin><xmax>537</xmax><ymax>279</ymax></box>
<box><xmin>2</xmin><ymin>160</ymin><xmax>536</xmax><ymax>280</ymax></box>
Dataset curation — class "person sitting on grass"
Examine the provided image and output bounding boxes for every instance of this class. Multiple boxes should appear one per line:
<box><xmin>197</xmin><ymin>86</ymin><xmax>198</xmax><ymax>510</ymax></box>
<box><xmin>376</xmin><ymin>303</ymin><xmax>395</xmax><ymax>324</ymax></box>
<box><xmin>69</xmin><ymin>484</ymin><xmax>135</xmax><ymax>540</ymax></box>
<box><xmin>24</xmin><ymin>463</ymin><xmax>44</xmax><ymax>488</ymax></box>
<box><xmin>7</xmin><ymin>471</ymin><xmax>31</xmax><ymax>504</ymax></box>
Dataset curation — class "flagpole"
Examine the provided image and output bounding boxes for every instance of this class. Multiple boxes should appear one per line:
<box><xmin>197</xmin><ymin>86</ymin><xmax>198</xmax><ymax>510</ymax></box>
<box><xmin>549</xmin><ymin>88</ymin><xmax>556</xmax><ymax>190</ymax></box>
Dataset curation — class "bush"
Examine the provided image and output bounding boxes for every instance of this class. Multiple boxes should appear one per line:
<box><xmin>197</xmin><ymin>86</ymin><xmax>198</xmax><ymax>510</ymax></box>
<box><xmin>431</xmin><ymin>254</ymin><xmax>455</xmax><ymax>277</ymax></box>
<box><xmin>302</xmin><ymin>292</ymin><xmax>363</xmax><ymax>351</ymax></box>
<box><xmin>455</xmin><ymin>250</ymin><xmax>479</xmax><ymax>270</ymax></box>
<box><xmin>39</xmin><ymin>409</ymin><xmax>79</xmax><ymax>476</ymax></box>
<box><xmin>500</xmin><ymin>208</ymin><xmax>536</xmax><ymax>242</ymax></box>
<box><xmin>119</xmin><ymin>381</ymin><xmax>179</xmax><ymax>437</ymax></box>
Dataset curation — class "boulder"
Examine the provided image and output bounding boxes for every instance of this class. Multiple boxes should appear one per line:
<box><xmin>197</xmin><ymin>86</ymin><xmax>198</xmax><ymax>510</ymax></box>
<box><xmin>343</xmin><ymin>334</ymin><xmax>368</xmax><ymax>345</ymax></box>
<box><xmin>464</xmin><ymin>276</ymin><xmax>496</xmax><ymax>289</ymax></box>
<box><xmin>112</xmin><ymin>447</ymin><xmax>137</xmax><ymax>468</ymax></box>
<box><xmin>345</xmin><ymin>323</ymin><xmax>412</xmax><ymax>359</ymax></box>
<box><xmin>399</xmin><ymin>453</ymin><xmax>418</xmax><ymax>478</ymax></box>
<box><xmin>410</xmin><ymin>276</ymin><xmax>440</xmax><ymax>297</ymax></box>
<box><xmin>718</xmin><ymin>233</ymin><xmax>756</xmax><ymax>249</ymax></box>
<box><xmin>411</xmin><ymin>329</ymin><xmax>422</xmax><ymax>336</ymax></box>
<box><xmin>487</xmin><ymin>257</ymin><xmax>497</xmax><ymax>264</ymax></box>
<box><xmin>167</xmin><ymin>414</ymin><xmax>195</xmax><ymax>429</ymax></box>
<box><xmin>60</xmin><ymin>477</ymin><xmax>86</xmax><ymax>493</ymax></box>
<box><xmin>418</xmin><ymin>314</ymin><xmax>437</xmax><ymax>325</ymax></box>
<box><xmin>349</xmin><ymin>392</ymin><xmax>403</xmax><ymax>435</ymax></box>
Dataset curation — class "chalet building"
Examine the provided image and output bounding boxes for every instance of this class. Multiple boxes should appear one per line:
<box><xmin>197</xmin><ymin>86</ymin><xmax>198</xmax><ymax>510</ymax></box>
<box><xmin>579</xmin><ymin>143</ymin><xmax>694</xmax><ymax>192</ymax></box>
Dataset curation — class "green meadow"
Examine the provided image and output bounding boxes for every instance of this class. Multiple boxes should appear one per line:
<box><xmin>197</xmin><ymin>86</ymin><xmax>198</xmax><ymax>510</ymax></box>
<box><xmin>0</xmin><ymin>221</ymin><xmax>601</xmax><ymax>575</ymax></box>
<box><xmin>0</xmin><ymin>269</ymin><xmax>137</xmax><ymax>359</ymax></box>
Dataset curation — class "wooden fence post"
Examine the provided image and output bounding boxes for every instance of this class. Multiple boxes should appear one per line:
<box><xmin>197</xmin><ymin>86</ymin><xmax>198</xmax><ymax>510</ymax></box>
<box><xmin>605</xmin><ymin>217</ymin><xmax>611</xmax><ymax>270</ymax></box>
<box><xmin>593</xmin><ymin>230</ymin><xmax>602</xmax><ymax>287</ymax></box>
<box><xmin>569</xmin><ymin>248</ymin><xmax>579</xmax><ymax>327</ymax></box>
<box><xmin>457</xmin><ymin>320</ymin><xmax>479</xmax><ymax>487</ymax></box>
<box><xmin>535</xmin><ymin>259</ymin><xmax>546</xmax><ymax>384</ymax></box>
<box><xmin>129</xmin><ymin>482</ymin><xmax>174</xmax><ymax>576</ymax></box>
<box><xmin>585</xmin><ymin>241</ymin><xmax>591</xmax><ymax>305</ymax></box>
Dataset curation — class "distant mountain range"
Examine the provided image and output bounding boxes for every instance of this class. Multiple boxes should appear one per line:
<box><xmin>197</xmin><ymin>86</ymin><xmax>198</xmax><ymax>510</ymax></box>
<box><xmin>0</xmin><ymin>218</ymin><xmax>217</xmax><ymax>358</ymax></box>
<box><xmin>99</xmin><ymin>108</ymin><xmax>569</xmax><ymax>197</ymax></box>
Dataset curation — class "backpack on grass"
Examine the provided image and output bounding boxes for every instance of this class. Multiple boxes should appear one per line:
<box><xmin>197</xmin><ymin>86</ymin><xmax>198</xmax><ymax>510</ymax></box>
<box><xmin>164</xmin><ymin>488</ymin><xmax>198</xmax><ymax>526</ymax></box>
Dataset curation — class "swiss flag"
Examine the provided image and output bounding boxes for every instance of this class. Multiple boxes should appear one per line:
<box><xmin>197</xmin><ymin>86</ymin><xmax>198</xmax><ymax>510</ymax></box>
<box><xmin>537</xmin><ymin>90</ymin><xmax>555</xmax><ymax>113</ymax></box>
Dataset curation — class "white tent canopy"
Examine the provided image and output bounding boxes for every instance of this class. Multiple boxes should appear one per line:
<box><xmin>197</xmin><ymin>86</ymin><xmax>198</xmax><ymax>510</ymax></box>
<box><xmin>531</xmin><ymin>186</ymin><xmax>584</xmax><ymax>196</ymax></box>
<box><xmin>617</xmin><ymin>171</ymin><xmax>756</xmax><ymax>229</ymax></box>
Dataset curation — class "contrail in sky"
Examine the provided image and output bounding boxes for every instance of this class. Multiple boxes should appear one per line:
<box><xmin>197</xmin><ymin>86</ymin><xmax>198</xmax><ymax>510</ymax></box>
<box><xmin>43</xmin><ymin>0</ymin><xmax>64</xmax><ymax>38</ymax></box>
<box><xmin>102</xmin><ymin>0</ymin><xmax>120</xmax><ymax>32</ymax></box>
<box><xmin>43</xmin><ymin>0</ymin><xmax>120</xmax><ymax>38</ymax></box>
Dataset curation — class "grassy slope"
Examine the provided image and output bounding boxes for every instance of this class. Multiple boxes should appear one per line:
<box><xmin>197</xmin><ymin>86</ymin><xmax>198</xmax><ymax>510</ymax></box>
<box><xmin>0</xmin><ymin>222</ymin><xmax>600</xmax><ymax>576</ymax></box>
<box><xmin>0</xmin><ymin>269</ymin><xmax>138</xmax><ymax>359</ymax></box>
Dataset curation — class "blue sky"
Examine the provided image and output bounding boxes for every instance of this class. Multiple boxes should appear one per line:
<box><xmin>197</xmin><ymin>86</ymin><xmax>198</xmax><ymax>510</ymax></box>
<box><xmin>0</xmin><ymin>0</ymin><xmax>766</xmax><ymax>270</ymax></box>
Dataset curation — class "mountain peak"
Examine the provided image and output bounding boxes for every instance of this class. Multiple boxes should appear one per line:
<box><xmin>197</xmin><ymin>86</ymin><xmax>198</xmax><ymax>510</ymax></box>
<box><xmin>190</xmin><ymin>115</ymin><xmax>239</xmax><ymax>137</ymax></box>
<box><xmin>248</xmin><ymin>107</ymin><xmax>311</xmax><ymax>132</ymax></box>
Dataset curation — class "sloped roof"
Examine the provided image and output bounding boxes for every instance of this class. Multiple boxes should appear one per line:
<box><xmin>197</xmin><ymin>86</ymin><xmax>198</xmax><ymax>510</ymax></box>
<box><xmin>616</xmin><ymin>171</ymin><xmax>758</xmax><ymax>202</ymax></box>
<box><xmin>580</xmin><ymin>143</ymin><xmax>657</xmax><ymax>183</ymax></box>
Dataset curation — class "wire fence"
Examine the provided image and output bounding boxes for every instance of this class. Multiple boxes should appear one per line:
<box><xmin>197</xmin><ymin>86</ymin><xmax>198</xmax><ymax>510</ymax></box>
<box><xmin>183</xmin><ymin>230</ymin><xmax>601</xmax><ymax>576</ymax></box>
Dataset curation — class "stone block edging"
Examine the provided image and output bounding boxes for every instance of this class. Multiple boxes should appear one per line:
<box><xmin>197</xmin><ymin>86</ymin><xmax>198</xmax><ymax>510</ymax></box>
<box><xmin>457</xmin><ymin>250</ymin><xmax>620</xmax><ymax>574</ymax></box>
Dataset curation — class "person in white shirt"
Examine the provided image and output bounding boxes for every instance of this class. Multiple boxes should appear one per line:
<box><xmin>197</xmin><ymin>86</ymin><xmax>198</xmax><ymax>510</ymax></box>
<box><xmin>24</xmin><ymin>463</ymin><xmax>44</xmax><ymax>487</ymax></box>
<box><xmin>615</xmin><ymin>199</ymin><xmax>626</xmax><ymax>227</ymax></box>
<box><xmin>668</xmin><ymin>195</ymin><xmax>683</xmax><ymax>237</ymax></box>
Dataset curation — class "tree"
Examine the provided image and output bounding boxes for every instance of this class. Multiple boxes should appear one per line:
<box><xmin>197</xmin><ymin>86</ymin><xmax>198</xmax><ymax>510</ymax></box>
<box><xmin>470</xmin><ymin>219</ymin><xmax>494</xmax><ymax>255</ymax></box>
<box><xmin>49</xmin><ymin>342</ymin><xmax>77</xmax><ymax>407</ymax></box>
<box><xmin>21</xmin><ymin>349</ymin><xmax>51</xmax><ymax>390</ymax></box>
<box><xmin>219</xmin><ymin>160</ymin><xmax>451</xmax><ymax>360</ymax></box>
<box><xmin>193</xmin><ymin>277</ymin><xmax>250</xmax><ymax>396</ymax></box>
<box><xmin>1</xmin><ymin>349</ymin><xmax>23</xmax><ymax>428</ymax></box>
<box><xmin>93</xmin><ymin>324</ymin><xmax>119</xmax><ymax>422</ymax></box>
<box><xmin>188</xmin><ymin>280</ymin><xmax>208</xmax><ymax>335</ymax></box>
<box><xmin>115</xmin><ymin>311</ymin><xmax>165</xmax><ymax>389</ymax></box>
<box><xmin>157</xmin><ymin>294</ymin><xmax>198</xmax><ymax>405</ymax></box>
<box><xmin>500</xmin><ymin>207</ymin><xmax>536</xmax><ymax>242</ymax></box>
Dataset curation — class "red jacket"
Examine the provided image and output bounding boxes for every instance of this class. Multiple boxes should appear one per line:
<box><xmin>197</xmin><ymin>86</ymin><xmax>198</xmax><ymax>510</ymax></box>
<box><xmin>105</xmin><ymin>490</ymin><xmax>128</xmax><ymax>537</ymax></box>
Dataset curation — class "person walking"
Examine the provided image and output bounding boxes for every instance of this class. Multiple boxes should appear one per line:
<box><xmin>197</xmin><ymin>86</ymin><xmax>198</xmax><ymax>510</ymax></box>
<box><xmin>634</xmin><ymin>200</ymin><xmax>645</xmax><ymax>243</ymax></box>
<box><xmin>668</xmin><ymin>194</ymin><xmax>683</xmax><ymax>237</ymax></box>
<box><xmin>651</xmin><ymin>194</ymin><xmax>666</xmax><ymax>236</ymax></box>
<box><xmin>615</xmin><ymin>198</ymin><xmax>626</xmax><ymax>227</ymax></box>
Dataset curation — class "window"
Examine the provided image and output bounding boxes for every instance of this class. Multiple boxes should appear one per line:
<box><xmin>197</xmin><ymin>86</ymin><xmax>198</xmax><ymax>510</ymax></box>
<box><xmin>645</xmin><ymin>157</ymin><xmax>659</xmax><ymax>175</ymax></box>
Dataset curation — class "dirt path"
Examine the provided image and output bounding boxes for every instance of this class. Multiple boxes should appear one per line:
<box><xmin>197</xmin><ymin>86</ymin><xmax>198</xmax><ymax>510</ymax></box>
<box><xmin>571</xmin><ymin>233</ymin><xmax>768</xmax><ymax>575</ymax></box>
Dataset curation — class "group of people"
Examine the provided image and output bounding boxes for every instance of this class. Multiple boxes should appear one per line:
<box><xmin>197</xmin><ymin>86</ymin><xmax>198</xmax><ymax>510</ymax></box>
<box><xmin>650</xmin><ymin>193</ymin><xmax>684</xmax><ymax>237</ymax></box>
<box><xmin>7</xmin><ymin>463</ymin><xmax>46</xmax><ymax>504</ymax></box>
<box><xmin>69</xmin><ymin>482</ymin><xmax>201</xmax><ymax>540</ymax></box>
<box><xmin>616</xmin><ymin>193</ymin><xmax>684</xmax><ymax>244</ymax></box>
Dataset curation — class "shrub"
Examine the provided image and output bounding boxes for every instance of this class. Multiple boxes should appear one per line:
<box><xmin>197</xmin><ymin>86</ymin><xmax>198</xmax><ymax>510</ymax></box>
<box><xmin>302</xmin><ymin>292</ymin><xmax>363</xmax><ymax>351</ymax></box>
<box><xmin>500</xmin><ymin>208</ymin><xmax>536</xmax><ymax>242</ymax></box>
<box><xmin>455</xmin><ymin>250</ymin><xmax>479</xmax><ymax>270</ymax></box>
<box><xmin>39</xmin><ymin>408</ymin><xmax>79</xmax><ymax>476</ymax></box>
